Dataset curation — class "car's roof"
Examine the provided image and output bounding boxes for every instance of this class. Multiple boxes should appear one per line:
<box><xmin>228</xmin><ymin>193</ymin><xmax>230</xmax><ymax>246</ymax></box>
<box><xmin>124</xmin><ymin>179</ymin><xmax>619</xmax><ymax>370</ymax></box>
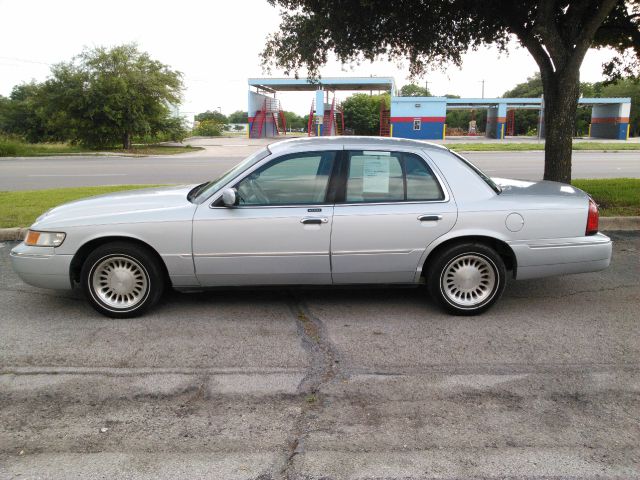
<box><xmin>268</xmin><ymin>136</ymin><xmax>449</xmax><ymax>154</ymax></box>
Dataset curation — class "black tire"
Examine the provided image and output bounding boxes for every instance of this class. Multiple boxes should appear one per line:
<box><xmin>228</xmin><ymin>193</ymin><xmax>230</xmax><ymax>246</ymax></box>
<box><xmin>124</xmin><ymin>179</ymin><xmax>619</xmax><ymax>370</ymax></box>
<box><xmin>427</xmin><ymin>242</ymin><xmax>506</xmax><ymax>316</ymax></box>
<box><xmin>81</xmin><ymin>241</ymin><xmax>165</xmax><ymax>318</ymax></box>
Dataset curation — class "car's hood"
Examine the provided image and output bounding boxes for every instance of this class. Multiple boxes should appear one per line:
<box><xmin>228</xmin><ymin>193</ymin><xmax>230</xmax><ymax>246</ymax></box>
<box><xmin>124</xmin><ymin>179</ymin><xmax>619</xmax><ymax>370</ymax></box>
<box><xmin>32</xmin><ymin>185</ymin><xmax>198</xmax><ymax>229</ymax></box>
<box><xmin>493</xmin><ymin>178</ymin><xmax>589</xmax><ymax>199</ymax></box>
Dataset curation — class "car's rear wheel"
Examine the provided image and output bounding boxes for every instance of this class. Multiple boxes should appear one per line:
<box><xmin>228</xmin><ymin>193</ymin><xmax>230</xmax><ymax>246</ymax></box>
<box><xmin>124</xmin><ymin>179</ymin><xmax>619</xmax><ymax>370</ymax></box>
<box><xmin>427</xmin><ymin>243</ymin><xmax>506</xmax><ymax>315</ymax></box>
<box><xmin>81</xmin><ymin>242</ymin><xmax>165</xmax><ymax>318</ymax></box>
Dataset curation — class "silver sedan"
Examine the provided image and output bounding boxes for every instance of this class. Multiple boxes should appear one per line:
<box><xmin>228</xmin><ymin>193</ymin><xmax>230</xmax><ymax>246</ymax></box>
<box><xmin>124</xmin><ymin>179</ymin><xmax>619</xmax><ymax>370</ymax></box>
<box><xmin>10</xmin><ymin>137</ymin><xmax>612</xmax><ymax>317</ymax></box>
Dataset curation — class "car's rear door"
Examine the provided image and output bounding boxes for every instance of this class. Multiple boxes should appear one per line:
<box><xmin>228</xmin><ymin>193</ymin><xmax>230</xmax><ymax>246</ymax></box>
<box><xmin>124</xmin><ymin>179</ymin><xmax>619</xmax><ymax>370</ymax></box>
<box><xmin>192</xmin><ymin>150</ymin><xmax>339</xmax><ymax>286</ymax></box>
<box><xmin>330</xmin><ymin>148</ymin><xmax>457</xmax><ymax>284</ymax></box>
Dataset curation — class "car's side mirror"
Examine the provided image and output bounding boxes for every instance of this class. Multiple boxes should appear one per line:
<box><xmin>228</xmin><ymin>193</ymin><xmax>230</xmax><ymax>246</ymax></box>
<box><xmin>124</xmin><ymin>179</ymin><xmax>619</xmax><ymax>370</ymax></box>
<box><xmin>222</xmin><ymin>188</ymin><xmax>238</xmax><ymax>207</ymax></box>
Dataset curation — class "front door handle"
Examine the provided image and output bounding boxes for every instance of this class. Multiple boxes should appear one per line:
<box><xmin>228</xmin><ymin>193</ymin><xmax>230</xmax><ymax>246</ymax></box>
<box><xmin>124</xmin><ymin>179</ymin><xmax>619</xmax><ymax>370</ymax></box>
<box><xmin>418</xmin><ymin>214</ymin><xmax>442</xmax><ymax>222</ymax></box>
<box><xmin>301</xmin><ymin>217</ymin><xmax>329</xmax><ymax>225</ymax></box>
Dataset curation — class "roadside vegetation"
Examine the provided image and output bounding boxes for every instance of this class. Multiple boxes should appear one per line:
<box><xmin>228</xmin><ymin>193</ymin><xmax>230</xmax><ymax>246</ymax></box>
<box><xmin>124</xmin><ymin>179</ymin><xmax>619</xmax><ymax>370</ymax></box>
<box><xmin>0</xmin><ymin>136</ymin><xmax>201</xmax><ymax>157</ymax></box>
<box><xmin>0</xmin><ymin>185</ymin><xmax>165</xmax><ymax>228</ymax></box>
<box><xmin>1</xmin><ymin>179</ymin><xmax>638</xmax><ymax>229</ymax></box>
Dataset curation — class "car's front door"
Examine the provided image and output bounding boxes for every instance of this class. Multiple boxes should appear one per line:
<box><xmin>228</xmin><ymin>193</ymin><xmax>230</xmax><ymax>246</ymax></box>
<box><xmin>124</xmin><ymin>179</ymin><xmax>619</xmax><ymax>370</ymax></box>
<box><xmin>331</xmin><ymin>149</ymin><xmax>457</xmax><ymax>284</ymax></box>
<box><xmin>192</xmin><ymin>151</ymin><xmax>338</xmax><ymax>286</ymax></box>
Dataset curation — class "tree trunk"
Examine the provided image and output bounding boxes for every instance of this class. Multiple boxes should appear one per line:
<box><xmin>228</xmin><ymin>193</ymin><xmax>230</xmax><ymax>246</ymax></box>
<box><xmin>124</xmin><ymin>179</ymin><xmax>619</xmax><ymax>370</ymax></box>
<box><xmin>122</xmin><ymin>131</ymin><xmax>131</xmax><ymax>150</ymax></box>
<box><xmin>541</xmin><ymin>70</ymin><xmax>581</xmax><ymax>184</ymax></box>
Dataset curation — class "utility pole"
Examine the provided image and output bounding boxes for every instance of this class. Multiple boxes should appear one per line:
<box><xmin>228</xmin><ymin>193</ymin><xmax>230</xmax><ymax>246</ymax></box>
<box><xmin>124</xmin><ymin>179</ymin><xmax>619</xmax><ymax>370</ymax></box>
<box><xmin>479</xmin><ymin>80</ymin><xmax>485</xmax><ymax>98</ymax></box>
<box><xmin>425</xmin><ymin>80</ymin><xmax>430</xmax><ymax>95</ymax></box>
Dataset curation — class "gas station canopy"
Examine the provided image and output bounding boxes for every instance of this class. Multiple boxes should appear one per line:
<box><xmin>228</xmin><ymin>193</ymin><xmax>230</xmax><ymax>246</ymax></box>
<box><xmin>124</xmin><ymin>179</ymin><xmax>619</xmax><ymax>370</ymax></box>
<box><xmin>248</xmin><ymin>77</ymin><xmax>396</xmax><ymax>93</ymax></box>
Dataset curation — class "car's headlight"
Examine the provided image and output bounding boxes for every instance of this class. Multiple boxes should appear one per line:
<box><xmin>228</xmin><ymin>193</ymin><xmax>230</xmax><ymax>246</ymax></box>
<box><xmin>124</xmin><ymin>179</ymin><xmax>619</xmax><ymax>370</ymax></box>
<box><xmin>24</xmin><ymin>230</ymin><xmax>66</xmax><ymax>247</ymax></box>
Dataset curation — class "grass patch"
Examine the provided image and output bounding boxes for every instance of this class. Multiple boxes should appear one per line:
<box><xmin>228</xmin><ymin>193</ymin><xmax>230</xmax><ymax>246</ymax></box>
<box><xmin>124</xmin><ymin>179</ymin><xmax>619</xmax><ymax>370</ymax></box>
<box><xmin>447</xmin><ymin>142</ymin><xmax>640</xmax><ymax>152</ymax></box>
<box><xmin>0</xmin><ymin>185</ymin><xmax>166</xmax><ymax>228</ymax></box>
<box><xmin>0</xmin><ymin>139</ymin><xmax>87</xmax><ymax>156</ymax></box>
<box><xmin>572</xmin><ymin>178</ymin><xmax>640</xmax><ymax>217</ymax></box>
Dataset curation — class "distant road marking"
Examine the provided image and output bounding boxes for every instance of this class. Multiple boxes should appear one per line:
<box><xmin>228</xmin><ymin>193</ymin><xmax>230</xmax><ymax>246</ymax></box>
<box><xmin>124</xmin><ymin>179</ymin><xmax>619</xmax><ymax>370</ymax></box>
<box><xmin>28</xmin><ymin>174</ymin><xmax>128</xmax><ymax>177</ymax></box>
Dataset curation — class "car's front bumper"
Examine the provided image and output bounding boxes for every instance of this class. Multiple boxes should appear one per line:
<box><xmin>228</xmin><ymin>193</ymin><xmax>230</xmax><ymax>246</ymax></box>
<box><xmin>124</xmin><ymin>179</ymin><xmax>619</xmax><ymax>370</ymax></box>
<box><xmin>10</xmin><ymin>242</ymin><xmax>74</xmax><ymax>290</ymax></box>
<box><xmin>509</xmin><ymin>233</ymin><xmax>612</xmax><ymax>280</ymax></box>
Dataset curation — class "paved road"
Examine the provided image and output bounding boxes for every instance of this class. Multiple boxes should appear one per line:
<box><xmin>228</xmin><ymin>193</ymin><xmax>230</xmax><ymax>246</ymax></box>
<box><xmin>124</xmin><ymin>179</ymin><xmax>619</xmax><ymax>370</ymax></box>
<box><xmin>0</xmin><ymin>146</ymin><xmax>638</xmax><ymax>190</ymax></box>
<box><xmin>1</xmin><ymin>232</ymin><xmax>638</xmax><ymax>479</ymax></box>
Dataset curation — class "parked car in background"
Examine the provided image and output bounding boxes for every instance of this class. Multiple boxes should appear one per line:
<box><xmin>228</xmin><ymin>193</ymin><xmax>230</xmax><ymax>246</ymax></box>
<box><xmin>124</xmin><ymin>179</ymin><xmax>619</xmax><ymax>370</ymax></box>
<box><xmin>10</xmin><ymin>137</ymin><xmax>612</xmax><ymax>318</ymax></box>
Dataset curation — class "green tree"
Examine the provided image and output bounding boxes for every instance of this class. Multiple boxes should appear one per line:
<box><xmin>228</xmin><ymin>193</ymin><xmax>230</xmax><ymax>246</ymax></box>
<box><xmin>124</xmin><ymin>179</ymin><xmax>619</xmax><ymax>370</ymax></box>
<box><xmin>262</xmin><ymin>0</ymin><xmax>640</xmax><ymax>183</ymax></box>
<box><xmin>399</xmin><ymin>84</ymin><xmax>431</xmax><ymax>97</ymax></box>
<box><xmin>228</xmin><ymin>110</ymin><xmax>248</xmax><ymax>123</ymax></box>
<box><xmin>195</xmin><ymin>110</ymin><xmax>228</xmax><ymax>123</ymax></box>
<box><xmin>341</xmin><ymin>93</ymin><xmax>390</xmax><ymax>135</ymax></box>
<box><xmin>42</xmin><ymin>44</ymin><xmax>183</xmax><ymax>149</ymax></box>
<box><xmin>0</xmin><ymin>83</ymin><xmax>54</xmax><ymax>142</ymax></box>
<box><xmin>282</xmin><ymin>111</ymin><xmax>305</xmax><ymax>130</ymax></box>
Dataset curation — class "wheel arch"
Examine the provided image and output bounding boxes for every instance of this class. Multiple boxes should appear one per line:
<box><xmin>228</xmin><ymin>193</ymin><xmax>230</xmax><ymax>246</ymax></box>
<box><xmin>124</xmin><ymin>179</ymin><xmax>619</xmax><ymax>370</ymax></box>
<box><xmin>70</xmin><ymin>236</ymin><xmax>171</xmax><ymax>287</ymax></box>
<box><xmin>420</xmin><ymin>234</ymin><xmax>517</xmax><ymax>280</ymax></box>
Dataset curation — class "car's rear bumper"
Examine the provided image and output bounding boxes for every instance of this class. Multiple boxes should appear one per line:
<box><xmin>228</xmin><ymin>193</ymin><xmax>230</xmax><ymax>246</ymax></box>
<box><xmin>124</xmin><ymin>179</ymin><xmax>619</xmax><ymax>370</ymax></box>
<box><xmin>509</xmin><ymin>233</ymin><xmax>612</xmax><ymax>280</ymax></box>
<box><xmin>10</xmin><ymin>243</ymin><xmax>73</xmax><ymax>290</ymax></box>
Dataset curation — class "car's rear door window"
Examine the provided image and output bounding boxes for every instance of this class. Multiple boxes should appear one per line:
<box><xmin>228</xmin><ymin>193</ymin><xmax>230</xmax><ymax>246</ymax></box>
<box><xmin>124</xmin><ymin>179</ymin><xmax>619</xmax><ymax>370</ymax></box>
<box><xmin>345</xmin><ymin>150</ymin><xmax>444</xmax><ymax>203</ymax></box>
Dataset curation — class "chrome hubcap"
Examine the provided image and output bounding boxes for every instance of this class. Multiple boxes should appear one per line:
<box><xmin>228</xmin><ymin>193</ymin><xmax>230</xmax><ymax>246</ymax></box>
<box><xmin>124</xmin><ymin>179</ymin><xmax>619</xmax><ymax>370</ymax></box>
<box><xmin>91</xmin><ymin>256</ymin><xmax>148</xmax><ymax>309</ymax></box>
<box><xmin>442</xmin><ymin>254</ymin><xmax>496</xmax><ymax>307</ymax></box>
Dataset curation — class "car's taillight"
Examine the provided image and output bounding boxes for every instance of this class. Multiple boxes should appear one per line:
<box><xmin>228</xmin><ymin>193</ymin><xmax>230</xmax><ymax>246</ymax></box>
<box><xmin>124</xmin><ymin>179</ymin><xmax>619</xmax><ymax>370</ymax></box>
<box><xmin>586</xmin><ymin>198</ymin><xmax>599</xmax><ymax>236</ymax></box>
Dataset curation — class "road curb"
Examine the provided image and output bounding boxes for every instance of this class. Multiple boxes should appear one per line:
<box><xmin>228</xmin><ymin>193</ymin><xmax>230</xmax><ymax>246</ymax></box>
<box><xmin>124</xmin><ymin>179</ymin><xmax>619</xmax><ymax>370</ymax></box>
<box><xmin>0</xmin><ymin>228</ymin><xmax>27</xmax><ymax>241</ymax></box>
<box><xmin>599</xmin><ymin>216</ymin><xmax>640</xmax><ymax>231</ymax></box>
<box><xmin>1</xmin><ymin>218</ymin><xmax>638</xmax><ymax>242</ymax></box>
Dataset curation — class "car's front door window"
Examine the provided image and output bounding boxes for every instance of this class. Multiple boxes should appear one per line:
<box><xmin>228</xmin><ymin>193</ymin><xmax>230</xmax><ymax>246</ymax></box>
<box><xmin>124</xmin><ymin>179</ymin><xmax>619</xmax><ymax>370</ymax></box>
<box><xmin>236</xmin><ymin>151</ymin><xmax>336</xmax><ymax>206</ymax></box>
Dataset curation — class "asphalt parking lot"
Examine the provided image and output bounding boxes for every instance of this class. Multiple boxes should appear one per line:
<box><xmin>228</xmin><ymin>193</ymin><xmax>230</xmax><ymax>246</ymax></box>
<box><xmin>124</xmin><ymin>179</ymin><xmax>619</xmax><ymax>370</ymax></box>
<box><xmin>1</xmin><ymin>232</ymin><xmax>639</xmax><ymax>479</ymax></box>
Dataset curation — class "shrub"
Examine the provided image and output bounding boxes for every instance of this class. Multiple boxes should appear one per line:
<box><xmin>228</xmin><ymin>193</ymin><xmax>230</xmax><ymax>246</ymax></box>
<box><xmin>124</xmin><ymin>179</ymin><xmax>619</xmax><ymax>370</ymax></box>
<box><xmin>0</xmin><ymin>136</ymin><xmax>20</xmax><ymax>156</ymax></box>
<box><xmin>192</xmin><ymin>119</ymin><xmax>223</xmax><ymax>137</ymax></box>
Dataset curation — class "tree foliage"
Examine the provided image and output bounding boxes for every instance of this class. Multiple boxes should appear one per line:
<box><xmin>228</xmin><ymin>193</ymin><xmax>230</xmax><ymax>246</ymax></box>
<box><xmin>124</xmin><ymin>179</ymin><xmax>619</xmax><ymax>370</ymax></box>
<box><xmin>228</xmin><ymin>110</ymin><xmax>249</xmax><ymax>123</ymax></box>
<box><xmin>399</xmin><ymin>84</ymin><xmax>431</xmax><ymax>97</ymax></box>
<box><xmin>0</xmin><ymin>44</ymin><xmax>184</xmax><ymax>149</ymax></box>
<box><xmin>341</xmin><ymin>93</ymin><xmax>389</xmax><ymax>135</ymax></box>
<box><xmin>262</xmin><ymin>0</ymin><xmax>640</xmax><ymax>182</ymax></box>
<box><xmin>192</xmin><ymin>119</ymin><xmax>224</xmax><ymax>137</ymax></box>
<box><xmin>195</xmin><ymin>110</ymin><xmax>228</xmax><ymax>123</ymax></box>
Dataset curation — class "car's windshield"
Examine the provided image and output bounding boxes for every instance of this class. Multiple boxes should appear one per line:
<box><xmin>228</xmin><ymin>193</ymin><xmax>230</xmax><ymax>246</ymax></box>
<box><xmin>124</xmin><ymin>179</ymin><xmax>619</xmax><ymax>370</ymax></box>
<box><xmin>189</xmin><ymin>147</ymin><xmax>271</xmax><ymax>203</ymax></box>
<box><xmin>449</xmin><ymin>150</ymin><xmax>502</xmax><ymax>194</ymax></box>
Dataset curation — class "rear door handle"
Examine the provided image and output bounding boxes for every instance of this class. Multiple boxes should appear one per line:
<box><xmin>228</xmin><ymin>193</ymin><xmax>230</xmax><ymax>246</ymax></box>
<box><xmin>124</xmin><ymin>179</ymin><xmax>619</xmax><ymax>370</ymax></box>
<box><xmin>418</xmin><ymin>214</ymin><xmax>442</xmax><ymax>222</ymax></box>
<box><xmin>301</xmin><ymin>217</ymin><xmax>329</xmax><ymax>225</ymax></box>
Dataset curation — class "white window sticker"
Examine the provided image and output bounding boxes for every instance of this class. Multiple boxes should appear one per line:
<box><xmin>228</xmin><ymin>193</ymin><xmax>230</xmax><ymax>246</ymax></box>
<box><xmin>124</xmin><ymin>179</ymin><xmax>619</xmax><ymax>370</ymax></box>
<box><xmin>362</xmin><ymin>157</ymin><xmax>390</xmax><ymax>193</ymax></box>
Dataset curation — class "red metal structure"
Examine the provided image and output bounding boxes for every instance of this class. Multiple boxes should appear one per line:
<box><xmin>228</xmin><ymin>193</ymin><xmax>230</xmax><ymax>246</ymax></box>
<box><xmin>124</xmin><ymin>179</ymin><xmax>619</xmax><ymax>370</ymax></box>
<box><xmin>250</xmin><ymin>98</ymin><xmax>286</xmax><ymax>138</ymax></box>
<box><xmin>250</xmin><ymin>100</ymin><xmax>267</xmax><ymax>139</ymax></box>
<box><xmin>379</xmin><ymin>101</ymin><xmax>391</xmax><ymax>136</ymax></box>
<box><xmin>506</xmin><ymin>109</ymin><xmax>516</xmax><ymax>136</ymax></box>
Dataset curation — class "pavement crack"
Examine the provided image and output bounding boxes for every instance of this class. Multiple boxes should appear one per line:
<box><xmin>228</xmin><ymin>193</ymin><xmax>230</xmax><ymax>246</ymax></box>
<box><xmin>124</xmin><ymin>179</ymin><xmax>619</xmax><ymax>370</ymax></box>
<box><xmin>275</xmin><ymin>293</ymin><xmax>343</xmax><ymax>480</ymax></box>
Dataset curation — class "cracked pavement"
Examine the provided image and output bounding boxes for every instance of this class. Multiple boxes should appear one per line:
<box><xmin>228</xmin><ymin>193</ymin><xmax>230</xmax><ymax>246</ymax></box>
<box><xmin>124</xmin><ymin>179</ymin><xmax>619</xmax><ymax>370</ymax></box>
<box><xmin>0</xmin><ymin>232</ymin><xmax>639</xmax><ymax>479</ymax></box>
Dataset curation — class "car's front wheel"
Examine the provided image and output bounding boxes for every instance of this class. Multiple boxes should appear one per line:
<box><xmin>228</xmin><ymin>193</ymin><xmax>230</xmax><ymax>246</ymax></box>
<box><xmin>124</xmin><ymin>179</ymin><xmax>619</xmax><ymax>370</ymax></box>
<box><xmin>81</xmin><ymin>242</ymin><xmax>165</xmax><ymax>318</ymax></box>
<box><xmin>427</xmin><ymin>243</ymin><xmax>506</xmax><ymax>315</ymax></box>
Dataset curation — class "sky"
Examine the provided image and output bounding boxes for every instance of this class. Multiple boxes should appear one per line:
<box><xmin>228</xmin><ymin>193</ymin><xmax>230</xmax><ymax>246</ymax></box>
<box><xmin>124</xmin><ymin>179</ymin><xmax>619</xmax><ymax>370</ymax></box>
<box><xmin>0</xmin><ymin>0</ymin><xmax>620</xmax><ymax>118</ymax></box>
